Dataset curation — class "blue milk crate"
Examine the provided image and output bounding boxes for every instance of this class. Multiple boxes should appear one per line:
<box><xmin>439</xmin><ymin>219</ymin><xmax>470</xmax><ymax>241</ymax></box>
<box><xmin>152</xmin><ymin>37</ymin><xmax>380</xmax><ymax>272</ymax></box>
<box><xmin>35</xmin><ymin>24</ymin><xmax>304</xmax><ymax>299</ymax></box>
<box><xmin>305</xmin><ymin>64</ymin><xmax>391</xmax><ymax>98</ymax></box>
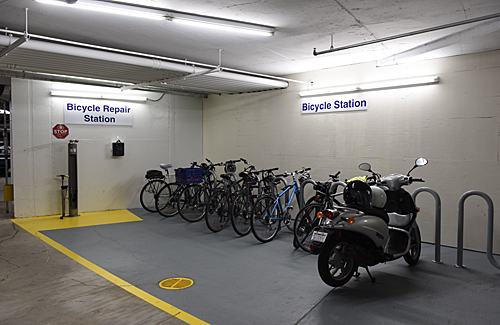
<box><xmin>175</xmin><ymin>168</ymin><xmax>203</xmax><ymax>184</ymax></box>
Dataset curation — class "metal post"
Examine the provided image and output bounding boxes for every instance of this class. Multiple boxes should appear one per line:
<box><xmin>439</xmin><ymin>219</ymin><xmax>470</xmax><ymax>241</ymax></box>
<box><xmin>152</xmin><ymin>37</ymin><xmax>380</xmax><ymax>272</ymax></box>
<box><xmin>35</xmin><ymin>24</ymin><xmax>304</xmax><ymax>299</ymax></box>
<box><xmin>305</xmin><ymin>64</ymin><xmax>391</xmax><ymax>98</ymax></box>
<box><xmin>2</xmin><ymin>100</ymin><xmax>9</xmax><ymax>214</ymax></box>
<box><xmin>68</xmin><ymin>140</ymin><xmax>78</xmax><ymax>217</ymax></box>
<box><xmin>456</xmin><ymin>191</ymin><xmax>500</xmax><ymax>269</ymax></box>
<box><xmin>412</xmin><ymin>187</ymin><xmax>442</xmax><ymax>263</ymax></box>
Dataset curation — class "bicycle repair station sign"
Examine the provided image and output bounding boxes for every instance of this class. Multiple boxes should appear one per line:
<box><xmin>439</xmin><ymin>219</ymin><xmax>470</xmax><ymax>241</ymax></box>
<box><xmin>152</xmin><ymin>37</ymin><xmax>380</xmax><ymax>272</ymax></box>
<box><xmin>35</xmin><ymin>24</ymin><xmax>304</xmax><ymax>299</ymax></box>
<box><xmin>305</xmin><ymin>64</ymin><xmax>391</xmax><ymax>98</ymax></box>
<box><xmin>301</xmin><ymin>97</ymin><xmax>368</xmax><ymax>114</ymax></box>
<box><xmin>63</xmin><ymin>101</ymin><xmax>134</xmax><ymax>126</ymax></box>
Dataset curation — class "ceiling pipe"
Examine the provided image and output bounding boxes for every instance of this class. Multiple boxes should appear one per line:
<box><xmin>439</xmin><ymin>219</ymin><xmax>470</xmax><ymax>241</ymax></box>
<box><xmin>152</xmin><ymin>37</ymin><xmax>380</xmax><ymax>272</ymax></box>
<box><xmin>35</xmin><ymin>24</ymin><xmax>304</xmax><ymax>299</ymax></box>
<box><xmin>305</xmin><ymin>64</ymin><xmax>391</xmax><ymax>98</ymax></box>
<box><xmin>313</xmin><ymin>12</ymin><xmax>500</xmax><ymax>56</ymax></box>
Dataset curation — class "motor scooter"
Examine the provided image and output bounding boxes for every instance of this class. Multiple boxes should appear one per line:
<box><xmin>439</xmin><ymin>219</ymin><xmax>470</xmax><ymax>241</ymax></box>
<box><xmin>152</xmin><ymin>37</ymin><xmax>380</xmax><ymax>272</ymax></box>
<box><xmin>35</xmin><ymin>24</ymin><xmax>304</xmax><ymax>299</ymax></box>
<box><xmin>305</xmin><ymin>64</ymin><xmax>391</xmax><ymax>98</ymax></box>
<box><xmin>310</xmin><ymin>157</ymin><xmax>428</xmax><ymax>287</ymax></box>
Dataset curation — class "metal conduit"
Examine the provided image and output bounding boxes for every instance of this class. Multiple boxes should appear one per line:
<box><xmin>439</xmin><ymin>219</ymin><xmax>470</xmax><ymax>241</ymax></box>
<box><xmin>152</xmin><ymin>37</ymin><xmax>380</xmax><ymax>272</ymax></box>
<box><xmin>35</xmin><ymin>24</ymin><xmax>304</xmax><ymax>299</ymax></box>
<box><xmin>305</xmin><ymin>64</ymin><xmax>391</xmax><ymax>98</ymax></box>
<box><xmin>412</xmin><ymin>187</ymin><xmax>442</xmax><ymax>264</ymax></box>
<box><xmin>313</xmin><ymin>12</ymin><xmax>500</xmax><ymax>56</ymax></box>
<box><xmin>455</xmin><ymin>191</ymin><xmax>500</xmax><ymax>270</ymax></box>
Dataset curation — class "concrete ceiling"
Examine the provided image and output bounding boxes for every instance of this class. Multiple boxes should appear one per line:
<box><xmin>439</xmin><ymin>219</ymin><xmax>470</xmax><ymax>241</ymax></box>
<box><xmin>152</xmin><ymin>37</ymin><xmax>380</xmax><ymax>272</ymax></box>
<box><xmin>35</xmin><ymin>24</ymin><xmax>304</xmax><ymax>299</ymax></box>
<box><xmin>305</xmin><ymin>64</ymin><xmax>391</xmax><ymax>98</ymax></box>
<box><xmin>1</xmin><ymin>0</ymin><xmax>500</xmax><ymax>95</ymax></box>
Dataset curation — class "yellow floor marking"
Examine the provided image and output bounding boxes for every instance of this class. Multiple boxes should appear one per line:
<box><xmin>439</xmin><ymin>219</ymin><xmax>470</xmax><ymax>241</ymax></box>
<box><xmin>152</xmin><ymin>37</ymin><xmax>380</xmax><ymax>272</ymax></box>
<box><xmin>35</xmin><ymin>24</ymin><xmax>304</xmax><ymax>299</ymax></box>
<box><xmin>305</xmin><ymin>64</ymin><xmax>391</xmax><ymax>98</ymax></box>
<box><xmin>12</xmin><ymin>209</ymin><xmax>142</xmax><ymax>235</ymax></box>
<box><xmin>11</xmin><ymin>210</ymin><xmax>210</xmax><ymax>325</ymax></box>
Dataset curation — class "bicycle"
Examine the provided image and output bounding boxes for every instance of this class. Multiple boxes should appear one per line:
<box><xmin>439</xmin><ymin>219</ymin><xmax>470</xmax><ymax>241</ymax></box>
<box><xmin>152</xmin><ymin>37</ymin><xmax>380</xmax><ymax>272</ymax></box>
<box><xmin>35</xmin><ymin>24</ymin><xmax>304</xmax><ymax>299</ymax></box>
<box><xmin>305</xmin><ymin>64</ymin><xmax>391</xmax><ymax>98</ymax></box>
<box><xmin>205</xmin><ymin>158</ymin><xmax>250</xmax><ymax>232</ymax></box>
<box><xmin>155</xmin><ymin>161</ymin><xmax>198</xmax><ymax>218</ymax></box>
<box><xmin>176</xmin><ymin>159</ymin><xmax>223</xmax><ymax>222</ymax></box>
<box><xmin>293</xmin><ymin>172</ymin><xmax>345</xmax><ymax>252</ymax></box>
<box><xmin>230</xmin><ymin>167</ymin><xmax>279</xmax><ymax>236</ymax></box>
<box><xmin>139</xmin><ymin>163</ymin><xmax>173</xmax><ymax>213</ymax></box>
<box><xmin>250</xmin><ymin>168</ymin><xmax>311</xmax><ymax>243</ymax></box>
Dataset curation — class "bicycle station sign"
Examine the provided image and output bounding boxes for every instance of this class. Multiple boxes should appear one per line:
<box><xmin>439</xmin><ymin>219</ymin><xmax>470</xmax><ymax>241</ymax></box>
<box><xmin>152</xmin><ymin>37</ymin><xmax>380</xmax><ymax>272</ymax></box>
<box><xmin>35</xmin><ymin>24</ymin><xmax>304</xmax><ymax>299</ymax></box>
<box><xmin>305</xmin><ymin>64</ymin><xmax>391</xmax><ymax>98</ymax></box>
<box><xmin>301</xmin><ymin>97</ymin><xmax>368</xmax><ymax>114</ymax></box>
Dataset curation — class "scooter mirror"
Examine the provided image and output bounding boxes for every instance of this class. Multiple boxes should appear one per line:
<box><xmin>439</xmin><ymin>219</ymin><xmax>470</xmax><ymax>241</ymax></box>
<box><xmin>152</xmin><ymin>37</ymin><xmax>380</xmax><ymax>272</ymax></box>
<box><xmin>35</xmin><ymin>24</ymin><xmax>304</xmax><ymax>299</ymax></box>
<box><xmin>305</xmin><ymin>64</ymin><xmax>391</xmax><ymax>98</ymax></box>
<box><xmin>415</xmin><ymin>157</ymin><xmax>428</xmax><ymax>166</ymax></box>
<box><xmin>358</xmin><ymin>163</ymin><xmax>371</xmax><ymax>171</ymax></box>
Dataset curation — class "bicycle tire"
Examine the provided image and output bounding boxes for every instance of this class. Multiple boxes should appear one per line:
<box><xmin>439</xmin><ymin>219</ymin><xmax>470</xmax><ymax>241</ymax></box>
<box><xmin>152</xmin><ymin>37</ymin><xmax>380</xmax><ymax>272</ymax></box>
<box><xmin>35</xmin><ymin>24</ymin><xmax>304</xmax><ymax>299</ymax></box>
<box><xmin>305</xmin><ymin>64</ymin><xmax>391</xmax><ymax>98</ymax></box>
<box><xmin>294</xmin><ymin>203</ymin><xmax>323</xmax><ymax>253</ymax></box>
<box><xmin>230</xmin><ymin>192</ymin><xmax>253</xmax><ymax>236</ymax></box>
<box><xmin>178</xmin><ymin>184</ymin><xmax>208</xmax><ymax>222</ymax></box>
<box><xmin>140</xmin><ymin>179</ymin><xmax>166</xmax><ymax>212</ymax></box>
<box><xmin>251</xmin><ymin>195</ymin><xmax>281</xmax><ymax>243</ymax></box>
<box><xmin>155</xmin><ymin>183</ymin><xmax>181</xmax><ymax>218</ymax></box>
<box><xmin>205</xmin><ymin>189</ymin><xmax>230</xmax><ymax>232</ymax></box>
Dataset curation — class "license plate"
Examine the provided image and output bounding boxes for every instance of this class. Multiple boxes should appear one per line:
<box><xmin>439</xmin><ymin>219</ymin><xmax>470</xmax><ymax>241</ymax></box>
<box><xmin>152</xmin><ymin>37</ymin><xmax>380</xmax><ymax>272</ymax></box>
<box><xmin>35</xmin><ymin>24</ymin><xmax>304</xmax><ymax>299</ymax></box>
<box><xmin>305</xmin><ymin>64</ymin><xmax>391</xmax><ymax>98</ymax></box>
<box><xmin>311</xmin><ymin>231</ymin><xmax>328</xmax><ymax>243</ymax></box>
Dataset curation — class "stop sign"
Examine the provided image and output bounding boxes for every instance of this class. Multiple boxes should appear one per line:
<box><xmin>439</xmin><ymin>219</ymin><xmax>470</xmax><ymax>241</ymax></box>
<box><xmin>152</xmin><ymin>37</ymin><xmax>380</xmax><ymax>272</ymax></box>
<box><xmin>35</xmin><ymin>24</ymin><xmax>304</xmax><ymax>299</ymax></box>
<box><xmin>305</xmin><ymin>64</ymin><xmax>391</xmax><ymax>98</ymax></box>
<box><xmin>53</xmin><ymin>124</ymin><xmax>69</xmax><ymax>139</ymax></box>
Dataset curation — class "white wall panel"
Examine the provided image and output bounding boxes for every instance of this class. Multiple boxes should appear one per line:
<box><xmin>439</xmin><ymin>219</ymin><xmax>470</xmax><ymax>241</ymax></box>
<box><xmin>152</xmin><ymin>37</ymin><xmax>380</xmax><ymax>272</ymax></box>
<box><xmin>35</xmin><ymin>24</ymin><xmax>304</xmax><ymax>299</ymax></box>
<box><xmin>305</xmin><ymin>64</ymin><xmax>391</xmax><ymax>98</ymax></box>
<box><xmin>11</xmin><ymin>80</ymin><xmax>202</xmax><ymax>217</ymax></box>
<box><xmin>203</xmin><ymin>50</ymin><xmax>500</xmax><ymax>254</ymax></box>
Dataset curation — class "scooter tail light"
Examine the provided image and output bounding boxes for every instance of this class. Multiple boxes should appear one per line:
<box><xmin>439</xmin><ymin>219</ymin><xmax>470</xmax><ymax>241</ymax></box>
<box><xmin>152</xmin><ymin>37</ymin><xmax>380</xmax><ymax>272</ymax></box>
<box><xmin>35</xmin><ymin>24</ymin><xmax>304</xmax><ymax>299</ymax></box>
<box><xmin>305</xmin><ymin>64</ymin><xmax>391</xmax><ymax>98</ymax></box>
<box><xmin>323</xmin><ymin>210</ymin><xmax>334</xmax><ymax>219</ymax></box>
<box><xmin>310</xmin><ymin>244</ymin><xmax>315</xmax><ymax>251</ymax></box>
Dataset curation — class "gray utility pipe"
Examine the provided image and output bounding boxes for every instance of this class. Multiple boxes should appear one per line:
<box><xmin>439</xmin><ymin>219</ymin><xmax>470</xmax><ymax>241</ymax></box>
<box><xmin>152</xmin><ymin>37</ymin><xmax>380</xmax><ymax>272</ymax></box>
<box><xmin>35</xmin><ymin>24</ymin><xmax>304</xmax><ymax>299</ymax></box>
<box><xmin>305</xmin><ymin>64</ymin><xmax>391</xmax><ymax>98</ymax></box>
<box><xmin>313</xmin><ymin>12</ymin><xmax>500</xmax><ymax>56</ymax></box>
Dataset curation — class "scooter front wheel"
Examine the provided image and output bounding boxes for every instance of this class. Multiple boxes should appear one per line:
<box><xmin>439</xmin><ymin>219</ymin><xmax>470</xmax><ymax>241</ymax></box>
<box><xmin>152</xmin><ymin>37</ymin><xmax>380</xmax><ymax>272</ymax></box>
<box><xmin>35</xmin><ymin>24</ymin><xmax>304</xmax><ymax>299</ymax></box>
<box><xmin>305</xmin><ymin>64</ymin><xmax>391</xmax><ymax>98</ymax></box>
<box><xmin>404</xmin><ymin>224</ymin><xmax>421</xmax><ymax>265</ymax></box>
<box><xmin>318</xmin><ymin>236</ymin><xmax>356</xmax><ymax>287</ymax></box>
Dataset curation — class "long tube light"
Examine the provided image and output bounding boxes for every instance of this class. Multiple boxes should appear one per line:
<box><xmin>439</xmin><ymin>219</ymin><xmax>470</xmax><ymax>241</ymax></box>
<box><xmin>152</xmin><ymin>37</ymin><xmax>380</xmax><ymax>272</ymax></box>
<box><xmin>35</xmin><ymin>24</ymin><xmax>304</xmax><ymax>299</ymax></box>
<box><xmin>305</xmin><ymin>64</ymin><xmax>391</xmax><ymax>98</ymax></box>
<box><xmin>168</xmin><ymin>16</ymin><xmax>274</xmax><ymax>36</ymax></box>
<box><xmin>50</xmin><ymin>90</ymin><xmax>148</xmax><ymax>102</ymax></box>
<box><xmin>298</xmin><ymin>75</ymin><xmax>440</xmax><ymax>97</ymax></box>
<box><xmin>35</xmin><ymin>0</ymin><xmax>166</xmax><ymax>20</ymax></box>
<box><xmin>34</xmin><ymin>0</ymin><xmax>275</xmax><ymax>36</ymax></box>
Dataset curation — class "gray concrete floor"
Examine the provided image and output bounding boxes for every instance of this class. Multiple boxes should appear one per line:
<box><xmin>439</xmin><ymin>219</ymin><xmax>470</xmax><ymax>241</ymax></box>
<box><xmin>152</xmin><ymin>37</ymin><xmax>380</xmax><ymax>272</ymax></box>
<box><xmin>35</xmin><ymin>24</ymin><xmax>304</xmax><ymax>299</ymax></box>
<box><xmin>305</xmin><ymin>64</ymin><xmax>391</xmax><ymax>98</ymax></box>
<box><xmin>1</xmin><ymin>191</ymin><xmax>500</xmax><ymax>324</ymax></box>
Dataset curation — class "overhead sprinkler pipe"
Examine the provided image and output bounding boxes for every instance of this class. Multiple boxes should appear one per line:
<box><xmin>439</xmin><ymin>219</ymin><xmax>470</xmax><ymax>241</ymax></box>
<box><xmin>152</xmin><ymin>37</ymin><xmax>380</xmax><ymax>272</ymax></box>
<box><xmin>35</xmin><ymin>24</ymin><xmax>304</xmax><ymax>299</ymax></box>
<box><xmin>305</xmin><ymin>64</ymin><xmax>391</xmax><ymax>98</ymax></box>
<box><xmin>313</xmin><ymin>12</ymin><xmax>500</xmax><ymax>56</ymax></box>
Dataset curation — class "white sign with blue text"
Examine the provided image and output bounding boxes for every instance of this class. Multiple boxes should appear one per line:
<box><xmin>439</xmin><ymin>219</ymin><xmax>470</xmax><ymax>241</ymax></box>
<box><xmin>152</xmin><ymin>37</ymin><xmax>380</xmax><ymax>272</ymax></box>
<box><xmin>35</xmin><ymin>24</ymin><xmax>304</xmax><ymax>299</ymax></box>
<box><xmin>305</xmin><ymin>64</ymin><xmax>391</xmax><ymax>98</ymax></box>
<box><xmin>64</xmin><ymin>101</ymin><xmax>133</xmax><ymax>126</ymax></box>
<box><xmin>301</xmin><ymin>97</ymin><xmax>368</xmax><ymax>114</ymax></box>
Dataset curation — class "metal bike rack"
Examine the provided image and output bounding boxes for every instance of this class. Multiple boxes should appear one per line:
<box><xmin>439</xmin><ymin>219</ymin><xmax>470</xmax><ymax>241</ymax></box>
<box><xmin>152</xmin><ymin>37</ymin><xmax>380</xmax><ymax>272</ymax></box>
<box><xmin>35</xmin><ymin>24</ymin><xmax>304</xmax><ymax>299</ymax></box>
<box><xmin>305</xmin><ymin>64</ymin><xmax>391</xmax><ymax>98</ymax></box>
<box><xmin>412</xmin><ymin>187</ymin><xmax>442</xmax><ymax>263</ymax></box>
<box><xmin>299</xmin><ymin>179</ymin><xmax>317</xmax><ymax>209</ymax></box>
<box><xmin>329</xmin><ymin>181</ymin><xmax>346</xmax><ymax>196</ymax></box>
<box><xmin>456</xmin><ymin>191</ymin><xmax>500</xmax><ymax>269</ymax></box>
<box><xmin>299</xmin><ymin>180</ymin><xmax>346</xmax><ymax>210</ymax></box>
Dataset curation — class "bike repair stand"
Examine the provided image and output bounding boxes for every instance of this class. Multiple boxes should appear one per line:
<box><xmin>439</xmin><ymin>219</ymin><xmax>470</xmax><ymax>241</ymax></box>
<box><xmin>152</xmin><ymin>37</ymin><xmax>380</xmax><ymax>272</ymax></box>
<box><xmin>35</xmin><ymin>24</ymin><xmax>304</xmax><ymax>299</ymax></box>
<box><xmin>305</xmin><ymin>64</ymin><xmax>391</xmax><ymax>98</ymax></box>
<box><xmin>57</xmin><ymin>175</ymin><xmax>69</xmax><ymax>219</ymax></box>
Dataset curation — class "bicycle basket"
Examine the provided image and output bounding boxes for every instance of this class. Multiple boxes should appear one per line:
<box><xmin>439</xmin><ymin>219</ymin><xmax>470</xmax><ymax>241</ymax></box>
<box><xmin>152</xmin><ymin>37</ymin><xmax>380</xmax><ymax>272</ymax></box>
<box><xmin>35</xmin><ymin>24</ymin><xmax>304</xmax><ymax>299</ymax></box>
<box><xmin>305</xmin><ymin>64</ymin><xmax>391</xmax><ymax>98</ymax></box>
<box><xmin>225</xmin><ymin>162</ymin><xmax>237</xmax><ymax>173</ymax></box>
<box><xmin>175</xmin><ymin>168</ymin><xmax>203</xmax><ymax>184</ymax></box>
<box><xmin>146</xmin><ymin>169</ymin><xmax>163</xmax><ymax>179</ymax></box>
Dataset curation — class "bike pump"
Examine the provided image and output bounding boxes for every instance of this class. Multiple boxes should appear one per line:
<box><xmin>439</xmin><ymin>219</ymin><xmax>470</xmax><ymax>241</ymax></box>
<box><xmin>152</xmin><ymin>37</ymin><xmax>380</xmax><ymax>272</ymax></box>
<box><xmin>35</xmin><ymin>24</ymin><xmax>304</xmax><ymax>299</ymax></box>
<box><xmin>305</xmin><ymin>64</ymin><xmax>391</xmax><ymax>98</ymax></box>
<box><xmin>68</xmin><ymin>140</ymin><xmax>79</xmax><ymax>217</ymax></box>
<box><xmin>58</xmin><ymin>175</ymin><xmax>68</xmax><ymax>219</ymax></box>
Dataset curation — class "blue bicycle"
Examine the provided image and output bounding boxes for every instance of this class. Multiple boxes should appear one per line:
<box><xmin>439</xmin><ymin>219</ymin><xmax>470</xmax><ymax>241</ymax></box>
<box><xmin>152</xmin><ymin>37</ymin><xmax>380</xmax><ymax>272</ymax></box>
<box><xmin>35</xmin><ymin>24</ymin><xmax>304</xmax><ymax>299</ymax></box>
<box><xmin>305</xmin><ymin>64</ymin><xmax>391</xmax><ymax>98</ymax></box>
<box><xmin>250</xmin><ymin>168</ymin><xmax>311</xmax><ymax>243</ymax></box>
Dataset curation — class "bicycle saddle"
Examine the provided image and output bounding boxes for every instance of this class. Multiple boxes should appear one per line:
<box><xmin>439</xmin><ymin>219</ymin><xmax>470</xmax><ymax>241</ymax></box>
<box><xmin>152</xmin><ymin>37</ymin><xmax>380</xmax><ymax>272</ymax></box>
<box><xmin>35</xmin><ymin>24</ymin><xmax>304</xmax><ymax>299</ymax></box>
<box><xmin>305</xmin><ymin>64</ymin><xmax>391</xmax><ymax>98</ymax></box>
<box><xmin>160</xmin><ymin>163</ymin><xmax>173</xmax><ymax>170</ymax></box>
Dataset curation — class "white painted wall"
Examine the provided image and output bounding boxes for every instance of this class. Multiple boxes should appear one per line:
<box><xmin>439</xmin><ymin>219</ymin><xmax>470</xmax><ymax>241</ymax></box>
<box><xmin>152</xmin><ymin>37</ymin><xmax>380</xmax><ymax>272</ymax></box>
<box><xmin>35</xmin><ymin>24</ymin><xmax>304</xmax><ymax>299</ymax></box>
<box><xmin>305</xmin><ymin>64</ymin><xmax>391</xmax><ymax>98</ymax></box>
<box><xmin>11</xmin><ymin>79</ymin><xmax>203</xmax><ymax>217</ymax></box>
<box><xmin>203</xmin><ymin>50</ymin><xmax>500</xmax><ymax>254</ymax></box>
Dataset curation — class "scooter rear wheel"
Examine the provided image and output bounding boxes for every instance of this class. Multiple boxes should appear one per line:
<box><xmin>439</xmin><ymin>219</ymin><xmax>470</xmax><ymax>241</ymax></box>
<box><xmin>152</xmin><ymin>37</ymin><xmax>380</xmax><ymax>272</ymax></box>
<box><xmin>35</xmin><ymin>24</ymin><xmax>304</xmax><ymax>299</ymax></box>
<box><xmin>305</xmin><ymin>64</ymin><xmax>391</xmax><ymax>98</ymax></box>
<box><xmin>318</xmin><ymin>236</ymin><xmax>356</xmax><ymax>287</ymax></box>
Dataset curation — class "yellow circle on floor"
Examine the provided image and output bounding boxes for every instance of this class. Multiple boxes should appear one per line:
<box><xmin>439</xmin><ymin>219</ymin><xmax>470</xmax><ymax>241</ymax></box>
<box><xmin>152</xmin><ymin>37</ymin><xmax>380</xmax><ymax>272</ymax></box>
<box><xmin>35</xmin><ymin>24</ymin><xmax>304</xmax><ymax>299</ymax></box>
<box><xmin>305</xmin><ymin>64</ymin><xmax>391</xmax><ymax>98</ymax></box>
<box><xmin>158</xmin><ymin>277</ymin><xmax>194</xmax><ymax>290</ymax></box>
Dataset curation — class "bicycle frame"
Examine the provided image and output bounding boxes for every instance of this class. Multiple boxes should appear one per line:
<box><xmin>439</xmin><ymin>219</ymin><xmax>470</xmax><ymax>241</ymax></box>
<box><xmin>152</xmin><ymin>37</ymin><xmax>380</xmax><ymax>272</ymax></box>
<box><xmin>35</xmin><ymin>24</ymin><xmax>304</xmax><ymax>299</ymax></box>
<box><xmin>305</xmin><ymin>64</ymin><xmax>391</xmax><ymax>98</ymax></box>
<box><xmin>265</xmin><ymin>180</ymin><xmax>302</xmax><ymax>221</ymax></box>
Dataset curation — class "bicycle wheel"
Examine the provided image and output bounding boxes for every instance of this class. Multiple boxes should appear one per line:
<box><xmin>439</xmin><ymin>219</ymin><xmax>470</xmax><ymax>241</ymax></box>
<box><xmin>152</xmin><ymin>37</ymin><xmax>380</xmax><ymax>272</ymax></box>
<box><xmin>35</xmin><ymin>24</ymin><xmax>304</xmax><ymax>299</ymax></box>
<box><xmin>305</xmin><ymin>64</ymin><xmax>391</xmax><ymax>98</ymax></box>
<box><xmin>155</xmin><ymin>183</ymin><xmax>181</xmax><ymax>217</ymax></box>
<box><xmin>294</xmin><ymin>203</ymin><xmax>323</xmax><ymax>253</ymax></box>
<box><xmin>178</xmin><ymin>184</ymin><xmax>208</xmax><ymax>222</ymax></box>
<box><xmin>251</xmin><ymin>196</ymin><xmax>281</xmax><ymax>243</ymax></box>
<box><xmin>230</xmin><ymin>192</ymin><xmax>253</xmax><ymax>236</ymax></box>
<box><xmin>205</xmin><ymin>189</ymin><xmax>230</xmax><ymax>232</ymax></box>
<box><xmin>140</xmin><ymin>179</ymin><xmax>166</xmax><ymax>212</ymax></box>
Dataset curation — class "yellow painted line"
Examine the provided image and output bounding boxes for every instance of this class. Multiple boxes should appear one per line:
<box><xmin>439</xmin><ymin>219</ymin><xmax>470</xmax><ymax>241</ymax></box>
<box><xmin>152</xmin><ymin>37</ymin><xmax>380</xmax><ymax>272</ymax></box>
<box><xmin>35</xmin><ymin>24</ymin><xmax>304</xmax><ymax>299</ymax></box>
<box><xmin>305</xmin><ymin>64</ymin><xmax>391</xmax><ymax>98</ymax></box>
<box><xmin>11</xmin><ymin>210</ymin><xmax>210</xmax><ymax>325</ymax></box>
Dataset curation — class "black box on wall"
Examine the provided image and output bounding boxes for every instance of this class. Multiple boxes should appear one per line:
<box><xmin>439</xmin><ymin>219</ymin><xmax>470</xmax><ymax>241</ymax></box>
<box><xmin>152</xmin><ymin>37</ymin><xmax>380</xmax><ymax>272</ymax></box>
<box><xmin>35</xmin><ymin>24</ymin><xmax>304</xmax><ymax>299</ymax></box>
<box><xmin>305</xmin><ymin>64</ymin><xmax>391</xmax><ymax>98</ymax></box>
<box><xmin>112</xmin><ymin>140</ymin><xmax>124</xmax><ymax>156</ymax></box>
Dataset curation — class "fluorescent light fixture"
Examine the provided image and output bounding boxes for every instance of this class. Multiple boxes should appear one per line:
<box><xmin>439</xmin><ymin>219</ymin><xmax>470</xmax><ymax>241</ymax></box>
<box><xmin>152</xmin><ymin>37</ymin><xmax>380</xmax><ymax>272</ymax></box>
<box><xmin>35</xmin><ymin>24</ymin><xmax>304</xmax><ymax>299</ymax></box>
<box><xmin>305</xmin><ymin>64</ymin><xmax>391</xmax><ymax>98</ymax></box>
<box><xmin>169</xmin><ymin>16</ymin><xmax>275</xmax><ymax>36</ymax></box>
<box><xmin>34</xmin><ymin>0</ymin><xmax>275</xmax><ymax>36</ymax></box>
<box><xmin>34</xmin><ymin>0</ymin><xmax>166</xmax><ymax>20</ymax></box>
<box><xmin>299</xmin><ymin>75</ymin><xmax>440</xmax><ymax>97</ymax></box>
<box><xmin>50</xmin><ymin>90</ymin><xmax>148</xmax><ymax>102</ymax></box>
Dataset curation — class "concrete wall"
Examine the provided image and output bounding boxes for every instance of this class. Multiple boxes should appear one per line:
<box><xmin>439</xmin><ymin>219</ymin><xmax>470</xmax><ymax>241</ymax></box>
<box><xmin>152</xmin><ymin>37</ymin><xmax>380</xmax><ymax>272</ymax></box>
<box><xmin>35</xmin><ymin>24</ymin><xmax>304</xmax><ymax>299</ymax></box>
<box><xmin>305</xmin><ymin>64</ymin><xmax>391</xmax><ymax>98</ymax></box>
<box><xmin>203</xmin><ymin>50</ymin><xmax>500</xmax><ymax>253</ymax></box>
<box><xmin>11</xmin><ymin>79</ymin><xmax>203</xmax><ymax>217</ymax></box>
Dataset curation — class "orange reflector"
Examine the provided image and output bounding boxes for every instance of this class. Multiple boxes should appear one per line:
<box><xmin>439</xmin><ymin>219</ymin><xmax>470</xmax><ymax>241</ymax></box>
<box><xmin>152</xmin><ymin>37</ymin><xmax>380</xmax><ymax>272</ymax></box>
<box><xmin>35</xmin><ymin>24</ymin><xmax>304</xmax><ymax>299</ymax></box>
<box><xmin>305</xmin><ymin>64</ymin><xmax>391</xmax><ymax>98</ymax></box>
<box><xmin>317</xmin><ymin>211</ymin><xmax>323</xmax><ymax>219</ymax></box>
<box><xmin>347</xmin><ymin>217</ymin><xmax>355</xmax><ymax>224</ymax></box>
<box><xmin>417</xmin><ymin>208</ymin><xmax>421</xmax><ymax>212</ymax></box>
